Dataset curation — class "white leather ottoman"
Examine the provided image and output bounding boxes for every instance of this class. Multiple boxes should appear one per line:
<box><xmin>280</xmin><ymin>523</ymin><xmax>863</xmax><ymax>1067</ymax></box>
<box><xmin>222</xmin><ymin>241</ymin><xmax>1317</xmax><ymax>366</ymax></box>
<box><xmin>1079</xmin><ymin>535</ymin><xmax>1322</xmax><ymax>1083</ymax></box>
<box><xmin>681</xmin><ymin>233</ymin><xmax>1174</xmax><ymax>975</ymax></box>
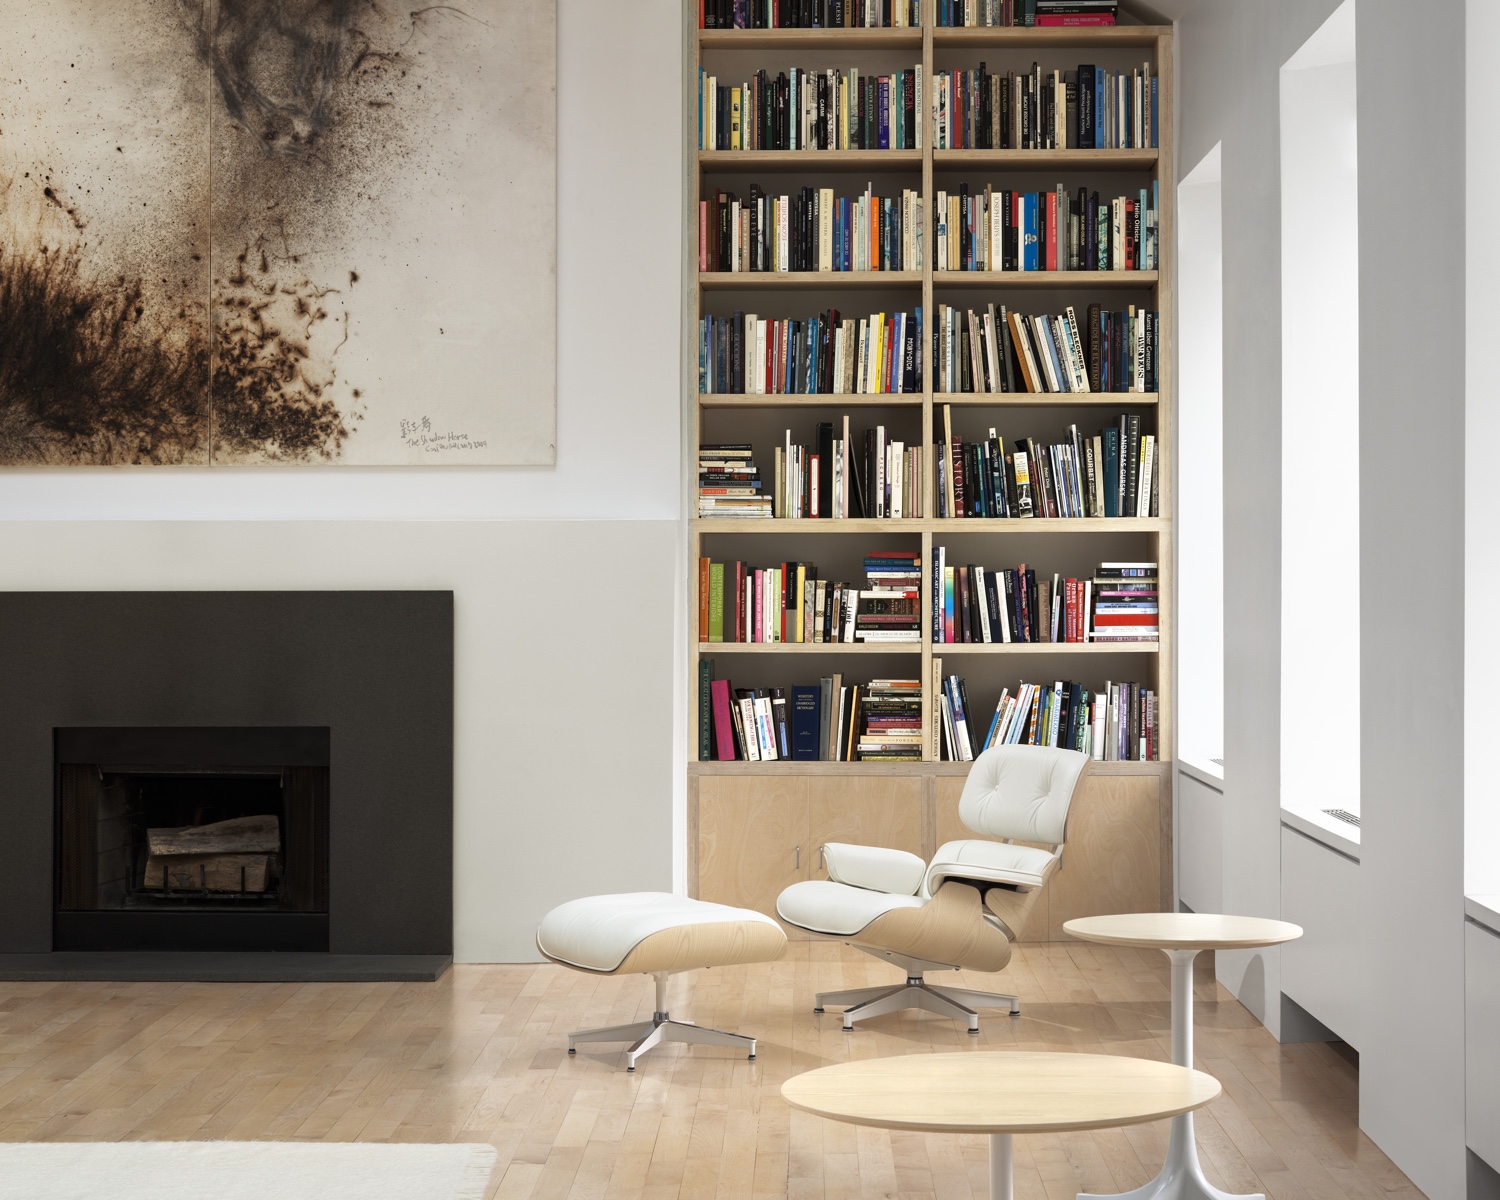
<box><xmin>537</xmin><ymin>891</ymin><xmax>787</xmax><ymax>1070</ymax></box>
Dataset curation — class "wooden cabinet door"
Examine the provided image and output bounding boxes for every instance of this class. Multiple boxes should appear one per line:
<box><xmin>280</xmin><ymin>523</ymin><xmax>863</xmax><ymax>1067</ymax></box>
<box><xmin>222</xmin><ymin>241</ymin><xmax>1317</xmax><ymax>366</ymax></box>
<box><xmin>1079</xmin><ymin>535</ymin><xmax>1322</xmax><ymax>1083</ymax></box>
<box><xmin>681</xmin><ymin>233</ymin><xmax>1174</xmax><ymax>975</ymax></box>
<box><xmin>697</xmin><ymin>776</ymin><xmax>806</xmax><ymax>927</ymax></box>
<box><xmin>805</xmin><ymin>776</ymin><xmax>925</xmax><ymax>879</ymax></box>
<box><xmin>1046</xmin><ymin>773</ymin><xmax>1163</xmax><ymax>939</ymax></box>
<box><xmin>935</xmin><ymin>776</ymin><xmax>1049</xmax><ymax>943</ymax></box>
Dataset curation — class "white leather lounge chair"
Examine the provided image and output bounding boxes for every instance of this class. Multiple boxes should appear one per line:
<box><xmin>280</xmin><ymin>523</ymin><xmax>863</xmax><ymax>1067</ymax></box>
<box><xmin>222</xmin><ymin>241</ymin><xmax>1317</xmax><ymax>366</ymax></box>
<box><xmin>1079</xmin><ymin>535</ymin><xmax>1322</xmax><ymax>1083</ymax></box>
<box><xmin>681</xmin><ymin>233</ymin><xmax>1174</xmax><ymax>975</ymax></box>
<box><xmin>776</xmin><ymin>744</ymin><xmax>1089</xmax><ymax>1031</ymax></box>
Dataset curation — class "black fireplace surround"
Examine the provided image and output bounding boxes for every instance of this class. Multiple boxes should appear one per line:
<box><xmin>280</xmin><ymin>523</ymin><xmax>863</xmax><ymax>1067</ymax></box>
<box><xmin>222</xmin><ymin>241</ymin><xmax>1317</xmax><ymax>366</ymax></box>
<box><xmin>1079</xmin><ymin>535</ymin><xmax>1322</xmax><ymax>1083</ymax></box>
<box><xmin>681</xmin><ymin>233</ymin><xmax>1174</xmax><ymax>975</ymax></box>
<box><xmin>0</xmin><ymin>592</ymin><xmax>453</xmax><ymax>980</ymax></box>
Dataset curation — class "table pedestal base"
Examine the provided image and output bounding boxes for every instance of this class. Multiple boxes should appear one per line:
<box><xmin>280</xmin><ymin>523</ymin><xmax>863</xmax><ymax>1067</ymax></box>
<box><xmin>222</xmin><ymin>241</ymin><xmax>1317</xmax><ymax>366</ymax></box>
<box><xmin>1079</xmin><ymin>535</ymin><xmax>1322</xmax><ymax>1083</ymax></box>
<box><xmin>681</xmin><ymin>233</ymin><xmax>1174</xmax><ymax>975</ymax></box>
<box><xmin>990</xmin><ymin>1132</ymin><xmax>1013</xmax><ymax>1200</ymax></box>
<box><xmin>1079</xmin><ymin>1113</ymin><xmax>1262</xmax><ymax>1200</ymax></box>
<box><xmin>1079</xmin><ymin>948</ymin><xmax>1261</xmax><ymax>1200</ymax></box>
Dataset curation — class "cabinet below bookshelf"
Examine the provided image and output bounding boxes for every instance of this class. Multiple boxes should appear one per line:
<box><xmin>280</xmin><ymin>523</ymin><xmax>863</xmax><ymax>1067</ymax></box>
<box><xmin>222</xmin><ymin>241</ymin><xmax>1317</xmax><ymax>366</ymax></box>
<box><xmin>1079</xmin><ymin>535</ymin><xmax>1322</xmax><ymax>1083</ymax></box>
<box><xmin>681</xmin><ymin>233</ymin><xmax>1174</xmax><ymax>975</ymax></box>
<box><xmin>689</xmin><ymin>762</ymin><xmax>1170</xmax><ymax>940</ymax></box>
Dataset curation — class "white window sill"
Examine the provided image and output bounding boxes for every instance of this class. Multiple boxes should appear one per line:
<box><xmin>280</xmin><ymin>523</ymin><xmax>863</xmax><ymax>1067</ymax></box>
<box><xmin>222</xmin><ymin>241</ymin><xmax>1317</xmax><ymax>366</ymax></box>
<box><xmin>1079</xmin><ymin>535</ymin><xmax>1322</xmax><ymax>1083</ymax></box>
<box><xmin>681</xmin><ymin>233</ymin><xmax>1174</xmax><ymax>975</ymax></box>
<box><xmin>1280</xmin><ymin>805</ymin><xmax>1360</xmax><ymax>861</ymax></box>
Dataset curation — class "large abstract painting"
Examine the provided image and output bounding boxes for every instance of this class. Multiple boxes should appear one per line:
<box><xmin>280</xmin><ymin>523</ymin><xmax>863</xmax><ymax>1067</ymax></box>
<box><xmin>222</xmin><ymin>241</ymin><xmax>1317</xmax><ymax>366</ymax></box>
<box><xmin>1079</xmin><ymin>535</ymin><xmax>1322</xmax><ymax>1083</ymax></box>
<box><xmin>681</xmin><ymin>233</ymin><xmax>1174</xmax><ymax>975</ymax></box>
<box><xmin>0</xmin><ymin>1</ymin><xmax>555</xmax><ymax>465</ymax></box>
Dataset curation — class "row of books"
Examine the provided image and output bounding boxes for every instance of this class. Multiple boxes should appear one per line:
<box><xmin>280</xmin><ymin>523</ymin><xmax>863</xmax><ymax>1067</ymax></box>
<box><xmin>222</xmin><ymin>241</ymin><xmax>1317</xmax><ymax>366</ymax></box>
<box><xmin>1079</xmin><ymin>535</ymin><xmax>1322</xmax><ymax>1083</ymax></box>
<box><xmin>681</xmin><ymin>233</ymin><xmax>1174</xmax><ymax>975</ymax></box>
<box><xmin>933</xmin><ymin>303</ymin><xmax>1157</xmax><ymax>394</ymax></box>
<box><xmin>934</xmin><ymin>184</ymin><xmax>1158</xmax><ymax>272</ymax></box>
<box><xmin>699</xmin><ymin>443</ymin><xmax>773</xmax><ymax>518</ymax></box>
<box><xmin>700</xmin><ymin>185</ymin><xmax>924</xmax><ymax>273</ymax></box>
<box><xmin>935</xmin><ymin>667</ymin><xmax>1159</xmax><ymax>761</ymax></box>
<box><xmin>700</xmin><ymin>308</ymin><xmax>924</xmax><ymax>394</ymax></box>
<box><xmin>771</xmin><ymin>423</ymin><xmax>926</xmax><ymax>518</ymax></box>
<box><xmin>700</xmin><ymin>669</ymin><xmax>924</xmax><ymax>761</ymax></box>
<box><xmin>937</xmin><ymin>0</ymin><xmax>1118</xmax><ymax>25</ymax></box>
<box><xmin>933</xmin><ymin>63</ymin><xmax>1158</xmax><ymax>150</ymax></box>
<box><xmin>931</xmin><ymin>553</ymin><xmax>1158</xmax><ymax>643</ymax></box>
<box><xmin>699</xmin><ymin>551</ymin><xmax>922</xmax><ymax>643</ymax></box>
<box><xmin>699</xmin><ymin>65</ymin><xmax>923</xmax><ymax>151</ymax></box>
<box><xmin>702</xmin><ymin>0</ymin><xmax>921</xmax><ymax>29</ymax></box>
<box><xmin>935</xmin><ymin>411</ymin><xmax>1159</xmax><ymax>518</ymax></box>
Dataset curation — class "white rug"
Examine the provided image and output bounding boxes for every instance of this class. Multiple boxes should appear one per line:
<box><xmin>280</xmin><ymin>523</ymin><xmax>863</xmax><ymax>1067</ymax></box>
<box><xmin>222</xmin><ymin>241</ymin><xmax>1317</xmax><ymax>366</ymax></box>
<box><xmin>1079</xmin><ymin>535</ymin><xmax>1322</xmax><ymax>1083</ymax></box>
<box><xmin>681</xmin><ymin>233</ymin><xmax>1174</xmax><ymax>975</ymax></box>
<box><xmin>0</xmin><ymin>1141</ymin><xmax>498</xmax><ymax>1200</ymax></box>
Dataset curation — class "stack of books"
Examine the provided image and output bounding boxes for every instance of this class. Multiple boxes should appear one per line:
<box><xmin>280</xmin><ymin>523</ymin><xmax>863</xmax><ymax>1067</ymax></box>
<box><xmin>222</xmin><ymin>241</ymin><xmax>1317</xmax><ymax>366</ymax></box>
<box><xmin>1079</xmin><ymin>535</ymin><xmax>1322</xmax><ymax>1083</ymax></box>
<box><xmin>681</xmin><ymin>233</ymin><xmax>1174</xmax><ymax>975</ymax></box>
<box><xmin>1089</xmin><ymin>562</ymin><xmax>1158</xmax><ymax>642</ymax></box>
<box><xmin>935</xmin><ymin>670</ymin><xmax>980</xmax><ymax>760</ymax></box>
<box><xmin>932</xmin><ymin>62</ymin><xmax>1157</xmax><ymax>150</ymax></box>
<box><xmin>857</xmin><ymin>679</ymin><xmax>924</xmax><ymax>760</ymax></box>
<box><xmin>856</xmin><ymin>552</ymin><xmax>921</xmax><ymax>643</ymax></box>
<box><xmin>937</xmin><ymin>0</ymin><xmax>1118</xmax><ymax>26</ymax></box>
<box><xmin>698</xmin><ymin>443</ymin><xmax>770</xmax><ymax>519</ymax></box>
<box><xmin>700</xmin><ymin>184</ymin><xmax>924</xmax><ymax>273</ymax></box>
<box><xmin>1034</xmin><ymin>0</ymin><xmax>1119</xmax><ymax>26</ymax></box>
<box><xmin>705</xmin><ymin>680</ymin><xmax>793</xmax><ymax>762</ymax></box>
<box><xmin>932</xmin><ymin>304</ymin><xmax>1158</xmax><ymax>394</ymax></box>
<box><xmin>700</xmin><ymin>308</ymin><xmax>924</xmax><ymax>395</ymax></box>
<box><xmin>930</xmin><ymin>550</ymin><xmax>1092</xmax><ymax>643</ymax></box>
<box><xmin>934</xmin><ymin>184</ymin><xmax>1158</xmax><ymax>272</ymax></box>
<box><xmin>940</xmin><ymin>676</ymin><xmax>1159</xmax><ymax>761</ymax></box>
<box><xmin>934</xmin><ymin>410</ymin><xmax>1159</xmax><ymax>520</ymax></box>
<box><xmin>699</xmin><ymin>64</ymin><xmax>923</xmax><ymax>151</ymax></box>
<box><xmin>698</xmin><ymin>549</ymin><xmax>921</xmax><ymax>643</ymax></box>
<box><xmin>703</xmin><ymin>0</ymin><xmax>922</xmax><ymax>30</ymax></box>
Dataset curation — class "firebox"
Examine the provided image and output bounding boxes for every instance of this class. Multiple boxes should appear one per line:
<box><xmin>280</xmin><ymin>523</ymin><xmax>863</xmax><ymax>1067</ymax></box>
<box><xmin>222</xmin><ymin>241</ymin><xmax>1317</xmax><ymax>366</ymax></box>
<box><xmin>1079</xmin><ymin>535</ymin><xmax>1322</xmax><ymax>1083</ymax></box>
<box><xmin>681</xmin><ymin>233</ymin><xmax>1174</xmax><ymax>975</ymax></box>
<box><xmin>55</xmin><ymin>728</ymin><xmax>330</xmax><ymax>952</ymax></box>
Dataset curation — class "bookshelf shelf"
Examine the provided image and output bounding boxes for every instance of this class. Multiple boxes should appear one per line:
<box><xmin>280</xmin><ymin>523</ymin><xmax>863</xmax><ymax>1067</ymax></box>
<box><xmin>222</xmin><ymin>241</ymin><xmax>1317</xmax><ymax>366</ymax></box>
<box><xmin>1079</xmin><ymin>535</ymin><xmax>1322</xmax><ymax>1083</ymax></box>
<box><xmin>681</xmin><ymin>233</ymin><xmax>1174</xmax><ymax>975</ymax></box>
<box><xmin>933</xmin><ymin>270</ymin><xmax>1158</xmax><ymax>289</ymax></box>
<box><xmin>700</xmin><ymin>270</ymin><xmax>923</xmax><ymax>290</ymax></box>
<box><xmin>930</xmin><ymin>24</ymin><xmax>1169</xmax><ymax>49</ymax></box>
<box><xmin>925</xmin><ymin>517</ymin><xmax>1164</xmax><ymax>533</ymax></box>
<box><xmin>696</xmin><ymin>518</ymin><xmax>922</xmax><ymax>535</ymax></box>
<box><xmin>699</xmin><ymin>149</ymin><xmax>924</xmax><ymax>172</ymax></box>
<box><xmin>696</xmin><ymin>517</ymin><xmax>1164</xmax><ymax>534</ymax></box>
<box><xmin>934</xmin><ymin>391</ymin><xmax>1158</xmax><ymax>406</ymax></box>
<box><xmin>699</xmin><ymin>394</ymin><xmax>925</xmax><ymax>408</ymax></box>
<box><xmin>698</xmin><ymin>641</ymin><xmax>920</xmax><ymax>653</ymax></box>
<box><xmin>935</xmin><ymin>641</ymin><xmax>1160</xmax><ymax>654</ymax></box>
<box><xmin>933</xmin><ymin>148</ymin><xmax>1157</xmax><ymax>169</ymax></box>
<box><xmin>699</xmin><ymin>27</ymin><xmax>924</xmax><ymax>50</ymax></box>
<box><xmin>689</xmin><ymin>15</ymin><xmax>1173</xmax><ymax>780</ymax></box>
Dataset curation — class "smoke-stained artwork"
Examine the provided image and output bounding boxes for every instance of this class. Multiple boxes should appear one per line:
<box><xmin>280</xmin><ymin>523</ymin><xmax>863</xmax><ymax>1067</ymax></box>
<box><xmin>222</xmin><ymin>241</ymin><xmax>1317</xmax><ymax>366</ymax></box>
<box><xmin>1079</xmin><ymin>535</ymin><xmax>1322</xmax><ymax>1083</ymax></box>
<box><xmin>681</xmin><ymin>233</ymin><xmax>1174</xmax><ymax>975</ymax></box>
<box><xmin>0</xmin><ymin>0</ymin><xmax>556</xmax><ymax>465</ymax></box>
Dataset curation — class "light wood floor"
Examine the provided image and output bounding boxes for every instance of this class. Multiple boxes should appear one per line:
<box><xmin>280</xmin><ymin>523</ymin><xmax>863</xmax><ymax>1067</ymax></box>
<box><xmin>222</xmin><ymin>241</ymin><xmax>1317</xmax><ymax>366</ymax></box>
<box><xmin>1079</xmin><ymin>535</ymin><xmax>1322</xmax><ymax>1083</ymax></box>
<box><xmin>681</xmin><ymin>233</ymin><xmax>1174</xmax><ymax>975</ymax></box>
<box><xmin>0</xmin><ymin>943</ymin><xmax>1419</xmax><ymax>1200</ymax></box>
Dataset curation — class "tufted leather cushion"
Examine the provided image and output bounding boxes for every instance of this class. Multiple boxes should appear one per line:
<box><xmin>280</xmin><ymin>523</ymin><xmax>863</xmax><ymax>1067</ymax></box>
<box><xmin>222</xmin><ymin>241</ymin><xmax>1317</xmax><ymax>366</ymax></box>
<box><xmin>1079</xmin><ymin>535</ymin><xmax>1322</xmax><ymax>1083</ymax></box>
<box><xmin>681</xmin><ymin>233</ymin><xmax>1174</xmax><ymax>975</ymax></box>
<box><xmin>924</xmin><ymin>839</ymin><xmax>1061</xmax><ymax>896</ymax></box>
<box><xmin>537</xmin><ymin>892</ymin><xmax>783</xmax><ymax>973</ymax></box>
<box><xmin>776</xmin><ymin>878</ymin><xmax>926</xmax><ymax>936</ymax></box>
<box><xmin>822</xmin><ymin>843</ymin><xmax>926</xmax><ymax>896</ymax></box>
<box><xmin>956</xmin><ymin>744</ymin><xmax>1089</xmax><ymax>845</ymax></box>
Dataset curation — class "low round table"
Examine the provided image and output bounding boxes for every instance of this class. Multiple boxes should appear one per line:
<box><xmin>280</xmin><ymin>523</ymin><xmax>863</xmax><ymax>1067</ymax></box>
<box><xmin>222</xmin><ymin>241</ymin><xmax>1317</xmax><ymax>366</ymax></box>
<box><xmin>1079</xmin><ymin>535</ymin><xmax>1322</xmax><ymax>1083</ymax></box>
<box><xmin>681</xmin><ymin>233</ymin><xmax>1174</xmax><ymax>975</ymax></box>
<box><xmin>782</xmin><ymin>1051</ymin><xmax>1220</xmax><ymax>1200</ymax></box>
<box><xmin>1063</xmin><ymin>913</ymin><xmax>1303</xmax><ymax>1200</ymax></box>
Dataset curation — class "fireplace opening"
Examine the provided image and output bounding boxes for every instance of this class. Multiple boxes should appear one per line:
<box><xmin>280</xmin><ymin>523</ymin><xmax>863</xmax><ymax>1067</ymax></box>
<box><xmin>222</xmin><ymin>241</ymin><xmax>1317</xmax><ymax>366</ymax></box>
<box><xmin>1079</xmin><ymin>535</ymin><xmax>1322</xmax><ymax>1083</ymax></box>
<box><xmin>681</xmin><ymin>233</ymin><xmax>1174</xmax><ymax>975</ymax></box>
<box><xmin>55</xmin><ymin>728</ymin><xmax>330</xmax><ymax>953</ymax></box>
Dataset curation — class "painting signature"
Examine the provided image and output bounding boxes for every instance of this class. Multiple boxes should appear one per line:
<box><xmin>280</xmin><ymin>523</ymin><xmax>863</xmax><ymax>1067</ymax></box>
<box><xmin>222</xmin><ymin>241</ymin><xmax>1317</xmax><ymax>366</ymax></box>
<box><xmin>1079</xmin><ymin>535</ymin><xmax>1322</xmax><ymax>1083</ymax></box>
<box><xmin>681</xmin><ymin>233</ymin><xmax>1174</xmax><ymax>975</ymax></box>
<box><xmin>398</xmin><ymin>416</ymin><xmax>488</xmax><ymax>453</ymax></box>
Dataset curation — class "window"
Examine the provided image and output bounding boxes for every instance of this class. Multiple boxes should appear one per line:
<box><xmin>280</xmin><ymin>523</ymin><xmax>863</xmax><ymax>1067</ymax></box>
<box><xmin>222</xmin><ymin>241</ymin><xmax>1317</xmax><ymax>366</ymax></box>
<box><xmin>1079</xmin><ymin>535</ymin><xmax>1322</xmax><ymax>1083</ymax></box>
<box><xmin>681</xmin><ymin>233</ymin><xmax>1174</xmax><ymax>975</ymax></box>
<box><xmin>1178</xmin><ymin>143</ymin><xmax>1224</xmax><ymax>770</ymax></box>
<box><xmin>1279</xmin><ymin>0</ymin><xmax>1359</xmax><ymax>819</ymax></box>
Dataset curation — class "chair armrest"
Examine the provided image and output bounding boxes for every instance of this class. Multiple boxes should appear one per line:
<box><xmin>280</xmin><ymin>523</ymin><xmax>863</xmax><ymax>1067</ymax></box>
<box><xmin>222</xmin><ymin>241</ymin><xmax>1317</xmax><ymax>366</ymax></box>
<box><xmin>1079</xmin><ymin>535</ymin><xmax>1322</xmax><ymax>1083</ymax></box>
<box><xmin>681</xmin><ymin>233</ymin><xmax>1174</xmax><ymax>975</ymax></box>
<box><xmin>822</xmin><ymin>842</ymin><xmax>926</xmax><ymax>896</ymax></box>
<box><xmin>924</xmin><ymin>839</ymin><xmax>1060</xmax><ymax>896</ymax></box>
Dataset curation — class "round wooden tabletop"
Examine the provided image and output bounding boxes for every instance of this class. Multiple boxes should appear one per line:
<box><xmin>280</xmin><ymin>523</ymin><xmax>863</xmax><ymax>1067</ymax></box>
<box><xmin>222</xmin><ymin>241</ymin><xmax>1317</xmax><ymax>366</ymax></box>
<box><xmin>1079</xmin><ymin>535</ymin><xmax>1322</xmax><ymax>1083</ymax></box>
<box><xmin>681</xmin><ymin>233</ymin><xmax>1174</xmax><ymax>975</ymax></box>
<box><xmin>781</xmin><ymin>1052</ymin><xmax>1221</xmax><ymax>1135</ymax></box>
<box><xmin>1062</xmin><ymin>912</ymin><xmax>1303</xmax><ymax>950</ymax></box>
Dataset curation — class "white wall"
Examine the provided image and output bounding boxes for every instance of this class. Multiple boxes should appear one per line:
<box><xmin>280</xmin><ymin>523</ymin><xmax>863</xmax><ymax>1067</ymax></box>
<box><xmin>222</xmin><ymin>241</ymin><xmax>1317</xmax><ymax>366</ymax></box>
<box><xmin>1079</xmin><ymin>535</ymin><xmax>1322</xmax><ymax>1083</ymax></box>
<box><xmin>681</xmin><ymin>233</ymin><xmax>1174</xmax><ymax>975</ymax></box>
<box><xmin>0</xmin><ymin>0</ymin><xmax>688</xmax><ymax>962</ymax></box>
<box><xmin>1466</xmin><ymin>0</ymin><xmax>1500</xmax><ymax>900</ymax></box>
<box><xmin>1355</xmin><ymin>3</ymin><xmax>1466</xmax><ymax>1194</ymax></box>
<box><xmin>1176</xmin><ymin>2</ymin><xmax>1468</xmax><ymax>1194</ymax></box>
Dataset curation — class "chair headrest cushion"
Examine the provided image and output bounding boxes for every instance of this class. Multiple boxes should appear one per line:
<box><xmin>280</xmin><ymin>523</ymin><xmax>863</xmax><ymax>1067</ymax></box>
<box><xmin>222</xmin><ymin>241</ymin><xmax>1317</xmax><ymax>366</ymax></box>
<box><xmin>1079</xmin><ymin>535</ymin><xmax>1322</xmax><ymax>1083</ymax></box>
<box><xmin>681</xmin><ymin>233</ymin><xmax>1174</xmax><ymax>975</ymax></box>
<box><xmin>957</xmin><ymin>745</ymin><xmax>1089</xmax><ymax>845</ymax></box>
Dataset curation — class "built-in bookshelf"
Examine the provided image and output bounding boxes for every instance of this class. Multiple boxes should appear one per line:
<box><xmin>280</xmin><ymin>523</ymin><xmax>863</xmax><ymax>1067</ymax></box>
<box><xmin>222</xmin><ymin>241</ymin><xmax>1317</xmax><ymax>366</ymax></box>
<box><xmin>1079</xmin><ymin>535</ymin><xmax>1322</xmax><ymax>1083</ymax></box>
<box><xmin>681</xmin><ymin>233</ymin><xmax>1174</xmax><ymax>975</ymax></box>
<box><xmin>685</xmin><ymin>6</ymin><xmax>1174</xmax><ymax>934</ymax></box>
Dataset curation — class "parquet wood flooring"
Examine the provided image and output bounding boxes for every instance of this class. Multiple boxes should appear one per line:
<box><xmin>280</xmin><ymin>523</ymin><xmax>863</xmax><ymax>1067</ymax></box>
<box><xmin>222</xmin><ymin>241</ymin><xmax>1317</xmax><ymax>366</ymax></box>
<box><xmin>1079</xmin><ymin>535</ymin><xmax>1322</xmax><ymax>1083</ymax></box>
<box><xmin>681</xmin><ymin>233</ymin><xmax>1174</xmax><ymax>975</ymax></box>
<box><xmin>0</xmin><ymin>943</ymin><xmax>1419</xmax><ymax>1200</ymax></box>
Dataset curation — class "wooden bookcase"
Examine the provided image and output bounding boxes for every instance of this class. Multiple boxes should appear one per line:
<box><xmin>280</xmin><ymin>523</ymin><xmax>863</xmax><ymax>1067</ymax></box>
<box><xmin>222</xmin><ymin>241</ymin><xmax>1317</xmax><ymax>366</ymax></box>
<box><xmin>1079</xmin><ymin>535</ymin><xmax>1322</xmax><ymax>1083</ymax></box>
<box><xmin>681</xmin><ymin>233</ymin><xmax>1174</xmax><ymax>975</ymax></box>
<box><xmin>685</xmin><ymin>12</ymin><xmax>1174</xmax><ymax>940</ymax></box>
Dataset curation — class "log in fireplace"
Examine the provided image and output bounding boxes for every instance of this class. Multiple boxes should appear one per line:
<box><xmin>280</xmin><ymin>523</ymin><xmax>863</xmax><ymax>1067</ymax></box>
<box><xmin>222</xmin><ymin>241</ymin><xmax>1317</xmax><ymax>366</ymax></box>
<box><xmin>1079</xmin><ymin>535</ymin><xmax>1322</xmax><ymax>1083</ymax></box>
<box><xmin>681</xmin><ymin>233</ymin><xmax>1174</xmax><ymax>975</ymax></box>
<box><xmin>55</xmin><ymin>728</ymin><xmax>330</xmax><ymax>952</ymax></box>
